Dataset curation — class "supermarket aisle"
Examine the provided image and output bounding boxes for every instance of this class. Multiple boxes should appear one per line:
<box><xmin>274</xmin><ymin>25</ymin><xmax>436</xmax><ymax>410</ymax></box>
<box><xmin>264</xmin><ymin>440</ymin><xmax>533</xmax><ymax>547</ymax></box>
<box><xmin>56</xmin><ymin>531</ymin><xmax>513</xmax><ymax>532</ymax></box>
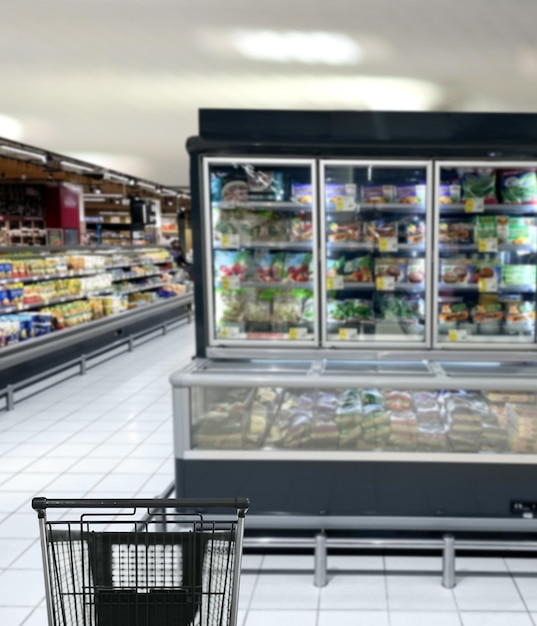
<box><xmin>1</xmin><ymin>320</ymin><xmax>537</xmax><ymax>625</ymax></box>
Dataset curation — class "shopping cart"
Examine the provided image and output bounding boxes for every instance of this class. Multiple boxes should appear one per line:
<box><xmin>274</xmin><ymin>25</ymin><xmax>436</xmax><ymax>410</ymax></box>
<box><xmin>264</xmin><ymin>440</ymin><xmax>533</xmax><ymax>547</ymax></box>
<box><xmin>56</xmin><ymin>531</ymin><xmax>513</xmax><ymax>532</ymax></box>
<box><xmin>32</xmin><ymin>497</ymin><xmax>249</xmax><ymax>626</ymax></box>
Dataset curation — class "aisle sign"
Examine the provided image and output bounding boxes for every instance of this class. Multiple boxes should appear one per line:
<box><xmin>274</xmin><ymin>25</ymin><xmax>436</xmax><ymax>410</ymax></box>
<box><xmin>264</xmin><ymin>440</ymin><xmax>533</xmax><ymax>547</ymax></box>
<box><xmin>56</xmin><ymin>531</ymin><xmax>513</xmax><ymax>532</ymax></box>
<box><xmin>376</xmin><ymin>276</ymin><xmax>395</xmax><ymax>291</ymax></box>
<box><xmin>448</xmin><ymin>329</ymin><xmax>468</xmax><ymax>342</ymax></box>
<box><xmin>327</xmin><ymin>275</ymin><xmax>344</xmax><ymax>290</ymax></box>
<box><xmin>478</xmin><ymin>238</ymin><xmax>498</xmax><ymax>253</ymax></box>
<box><xmin>478</xmin><ymin>277</ymin><xmax>498</xmax><ymax>292</ymax></box>
<box><xmin>335</xmin><ymin>196</ymin><xmax>356</xmax><ymax>211</ymax></box>
<box><xmin>220</xmin><ymin>234</ymin><xmax>240</xmax><ymax>248</ymax></box>
<box><xmin>220</xmin><ymin>326</ymin><xmax>239</xmax><ymax>339</ymax></box>
<box><xmin>465</xmin><ymin>198</ymin><xmax>485</xmax><ymax>213</ymax></box>
<box><xmin>289</xmin><ymin>327</ymin><xmax>308</xmax><ymax>340</ymax></box>
<box><xmin>338</xmin><ymin>327</ymin><xmax>358</xmax><ymax>340</ymax></box>
<box><xmin>221</xmin><ymin>276</ymin><xmax>240</xmax><ymax>290</ymax></box>
<box><xmin>379</xmin><ymin>237</ymin><xmax>398</xmax><ymax>252</ymax></box>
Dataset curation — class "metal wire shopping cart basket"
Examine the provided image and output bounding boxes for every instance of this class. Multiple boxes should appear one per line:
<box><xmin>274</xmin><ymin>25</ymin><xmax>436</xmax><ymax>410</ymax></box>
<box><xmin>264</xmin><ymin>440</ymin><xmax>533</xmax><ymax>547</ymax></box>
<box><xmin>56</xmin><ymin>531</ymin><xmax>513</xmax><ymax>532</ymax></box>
<box><xmin>32</xmin><ymin>497</ymin><xmax>249</xmax><ymax>626</ymax></box>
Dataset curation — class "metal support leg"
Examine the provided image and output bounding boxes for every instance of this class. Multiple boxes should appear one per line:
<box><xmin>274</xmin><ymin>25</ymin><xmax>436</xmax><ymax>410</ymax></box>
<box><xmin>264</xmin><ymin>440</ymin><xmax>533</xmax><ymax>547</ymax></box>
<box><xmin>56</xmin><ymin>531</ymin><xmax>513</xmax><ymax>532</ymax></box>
<box><xmin>128</xmin><ymin>337</ymin><xmax>134</xmax><ymax>352</ymax></box>
<box><xmin>314</xmin><ymin>532</ymin><xmax>328</xmax><ymax>588</ymax></box>
<box><xmin>442</xmin><ymin>534</ymin><xmax>456</xmax><ymax>589</ymax></box>
<box><xmin>80</xmin><ymin>355</ymin><xmax>87</xmax><ymax>376</ymax></box>
<box><xmin>6</xmin><ymin>385</ymin><xmax>14</xmax><ymax>411</ymax></box>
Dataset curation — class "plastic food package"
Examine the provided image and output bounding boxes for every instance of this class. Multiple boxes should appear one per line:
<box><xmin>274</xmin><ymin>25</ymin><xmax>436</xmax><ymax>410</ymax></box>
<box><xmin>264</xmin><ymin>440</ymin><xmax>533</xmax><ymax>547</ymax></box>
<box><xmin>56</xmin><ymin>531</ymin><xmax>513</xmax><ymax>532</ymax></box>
<box><xmin>501</xmin><ymin>265</ymin><xmax>537</xmax><ymax>286</ymax></box>
<box><xmin>327</xmin><ymin>299</ymin><xmax>346</xmax><ymax>322</ymax></box>
<box><xmin>327</xmin><ymin>221</ymin><xmax>362</xmax><ymax>242</ymax></box>
<box><xmin>214</xmin><ymin>250</ymin><xmax>250</xmax><ymax>281</ymax></box>
<box><xmin>290</xmin><ymin>218</ymin><xmax>313</xmax><ymax>241</ymax></box>
<box><xmin>395</xmin><ymin>185</ymin><xmax>426</xmax><ymax>205</ymax></box>
<box><xmin>291</xmin><ymin>183</ymin><xmax>313</xmax><ymax>205</ymax></box>
<box><xmin>438</xmin><ymin>184</ymin><xmax>462</xmax><ymax>205</ymax></box>
<box><xmin>461</xmin><ymin>169</ymin><xmax>498</xmax><ymax>204</ymax></box>
<box><xmin>364</xmin><ymin>220</ymin><xmax>398</xmax><ymax>244</ymax></box>
<box><xmin>283</xmin><ymin>252</ymin><xmax>312</xmax><ymax>283</ymax></box>
<box><xmin>497</xmin><ymin>217</ymin><xmax>536</xmax><ymax>246</ymax></box>
<box><xmin>407</xmin><ymin>259</ymin><xmax>425</xmax><ymax>284</ymax></box>
<box><xmin>500</xmin><ymin>170</ymin><xmax>537</xmax><ymax>204</ymax></box>
<box><xmin>272</xmin><ymin>293</ymin><xmax>302</xmax><ymax>323</ymax></box>
<box><xmin>362</xmin><ymin>185</ymin><xmax>396</xmax><ymax>204</ymax></box>
<box><xmin>374</xmin><ymin>258</ymin><xmax>406</xmax><ymax>283</ymax></box>
<box><xmin>343</xmin><ymin>255</ymin><xmax>373</xmax><ymax>283</ymax></box>
<box><xmin>440</xmin><ymin>259</ymin><xmax>473</xmax><ymax>284</ymax></box>
<box><xmin>255</xmin><ymin>252</ymin><xmax>285</xmax><ymax>283</ymax></box>
<box><xmin>343</xmin><ymin>299</ymin><xmax>374</xmax><ymax>323</ymax></box>
<box><xmin>404</xmin><ymin>218</ymin><xmax>425</xmax><ymax>245</ymax></box>
<box><xmin>439</xmin><ymin>302</ymin><xmax>469</xmax><ymax>323</ymax></box>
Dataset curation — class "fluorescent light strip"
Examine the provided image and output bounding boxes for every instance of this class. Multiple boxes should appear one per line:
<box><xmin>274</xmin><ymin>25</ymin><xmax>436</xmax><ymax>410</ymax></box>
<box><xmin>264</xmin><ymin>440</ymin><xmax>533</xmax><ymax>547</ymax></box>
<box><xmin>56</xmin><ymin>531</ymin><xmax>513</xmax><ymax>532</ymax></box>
<box><xmin>0</xmin><ymin>145</ymin><xmax>47</xmax><ymax>163</ymax></box>
<box><xmin>136</xmin><ymin>181</ymin><xmax>157</xmax><ymax>191</ymax></box>
<box><xmin>60</xmin><ymin>160</ymin><xmax>95</xmax><ymax>173</ymax></box>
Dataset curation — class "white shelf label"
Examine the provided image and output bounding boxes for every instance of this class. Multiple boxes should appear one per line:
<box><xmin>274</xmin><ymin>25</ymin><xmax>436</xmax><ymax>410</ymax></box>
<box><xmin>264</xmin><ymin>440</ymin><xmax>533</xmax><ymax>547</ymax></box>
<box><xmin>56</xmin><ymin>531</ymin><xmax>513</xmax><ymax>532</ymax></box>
<box><xmin>335</xmin><ymin>196</ymin><xmax>356</xmax><ymax>211</ymax></box>
<box><xmin>220</xmin><ymin>233</ymin><xmax>240</xmax><ymax>248</ymax></box>
<box><xmin>478</xmin><ymin>276</ymin><xmax>498</xmax><ymax>292</ymax></box>
<box><xmin>327</xmin><ymin>275</ymin><xmax>344</xmax><ymax>290</ymax></box>
<box><xmin>378</xmin><ymin>237</ymin><xmax>398</xmax><ymax>252</ymax></box>
<box><xmin>289</xmin><ymin>327</ymin><xmax>308</xmax><ymax>340</ymax></box>
<box><xmin>338</xmin><ymin>327</ymin><xmax>358</xmax><ymax>340</ymax></box>
<box><xmin>478</xmin><ymin>238</ymin><xmax>498</xmax><ymax>253</ymax></box>
<box><xmin>376</xmin><ymin>276</ymin><xmax>395</xmax><ymax>291</ymax></box>
<box><xmin>448</xmin><ymin>329</ymin><xmax>468</xmax><ymax>342</ymax></box>
<box><xmin>465</xmin><ymin>198</ymin><xmax>485</xmax><ymax>213</ymax></box>
<box><xmin>220</xmin><ymin>326</ymin><xmax>239</xmax><ymax>338</ymax></box>
<box><xmin>221</xmin><ymin>276</ymin><xmax>240</xmax><ymax>290</ymax></box>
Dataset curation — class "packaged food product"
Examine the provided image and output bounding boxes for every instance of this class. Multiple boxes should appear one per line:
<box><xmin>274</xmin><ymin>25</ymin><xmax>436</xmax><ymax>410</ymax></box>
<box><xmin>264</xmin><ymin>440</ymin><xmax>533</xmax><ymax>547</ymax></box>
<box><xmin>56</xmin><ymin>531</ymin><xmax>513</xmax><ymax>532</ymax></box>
<box><xmin>440</xmin><ymin>260</ymin><xmax>473</xmax><ymax>284</ymax></box>
<box><xmin>439</xmin><ymin>184</ymin><xmax>462</xmax><ymax>204</ymax></box>
<box><xmin>327</xmin><ymin>256</ymin><xmax>345</xmax><ymax>278</ymax></box>
<box><xmin>404</xmin><ymin>218</ymin><xmax>426</xmax><ymax>245</ymax></box>
<box><xmin>473</xmin><ymin>259</ymin><xmax>501</xmax><ymax>284</ymax></box>
<box><xmin>327</xmin><ymin>299</ymin><xmax>346</xmax><ymax>322</ymax></box>
<box><xmin>243</xmin><ymin>296</ymin><xmax>271</xmax><ymax>323</ymax></box>
<box><xmin>362</xmin><ymin>185</ymin><xmax>396</xmax><ymax>204</ymax></box>
<box><xmin>439</xmin><ymin>302</ymin><xmax>469</xmax><ymax>323</ymax></box>
<box><xmin>361</xmin><ymin>389</ymin><xmax>385</xmax><ymax>406</ymax></box>
<box><xmin>283</xmin><ymin>252</ymin><xmax>312</xmax><ymax>282</ymax></box>
<box><xmin>215</xmin><ymin>289</ymin><xmax>245</xmax><ymax>322</ymax></box>
<box><xmin>461</xmin><ymin>169</ymin><xmax>498</xmax><ymax>204</ymax></box>
<box><xmin>290</xmin><ymin>218</ymin><xmax>313</xmax><ymax>241</ymax></box>
<box><xmin>272</xmin><ymin>293</ymin><xmax>302</xmax><ymax>323</ymax></box>
<box><xmin>255</xmin><ymin>252</ymin><xmax>285</xmax><ymax>283</ymax></box>
<box><xmin>439</xmin><ymin>221</ymin><xmax>473</xmax><ymax>244</ymax></box>
<box><xmin>407</xmin><ymin>259</ymin><xmax>425</xmax><ymax>284</ymax></box>
<box><xmin>343</xmin><ymin>255</ymin><xmax>373</xmax><ymax>283</ymax></box>
<box><xmin>325</xmin><ymin>183</ymin><xmax>357</xmax><ymax>209</ymax></box>
<box><xmin>291</xmin><ymin>183</ymin><xmax>313</xmax><ymax>205</ymax></box>
<box><xmin>214</xmin><ymin>250</ymin><xmax>250</xmax><ymax>281</ymax></box>
<box><xmin>377</xmin><ymin>294</ymin><xmax>425</xmax><ymax>322</ymax></box>
<box><xmin>505</xmin><ymin>301</ymin><xmax>535</xmax><ymax>327</ymax></box>
<box><xmin>472</xmin><ymin>302</ymin><xmax>503</xmax><ymax>324</ymax></box>
<box><xmin>364</xmin><ymin>220</ymin><xmax>398</xmax><ymax>244</ymax></box>
<box><xmin>327</xmin><ymin>221</ymin><xmax>362</xmax><ymax>242</ymax></box>
<box><xmin>497</xmin><ymin>217</ymin><xmax>536</xmax><ymax>246</ymax></box>
<box><xmin>474</xmin><ymin>215</ymin><xmax>498</xmax><ymax>240</ymax></box>
<box><xmin>343</xmin><ymin>299</ymin><xmax>374</xmax><ymax>323</ymax></box>
<box><xmin>500</xmin><ymin>170</ymin><xmax>537</xmax><ymax>204</ymax></box>
<box><xmin>383</xmin><ymin>390</ymin><xmax>413</xmax><ymax>411</ymax></box>
<box><xmin>301</xmin><ymin>297</ymin><xmax>315</xmax><ymax>323</ymax></box>
<box><xmin>501</xmin><ymin>265</ymin><xmax>537</xmax><ymax>286</ymax></box>
<box><xmin>395</xmin><ymin>184</ymin><xmax>425</xmax><ymax>205</ymax></box>
<box><xmin>374</xmin><ymin>258</ymin><xmax>406</xmax><ymax>283</ymax></box>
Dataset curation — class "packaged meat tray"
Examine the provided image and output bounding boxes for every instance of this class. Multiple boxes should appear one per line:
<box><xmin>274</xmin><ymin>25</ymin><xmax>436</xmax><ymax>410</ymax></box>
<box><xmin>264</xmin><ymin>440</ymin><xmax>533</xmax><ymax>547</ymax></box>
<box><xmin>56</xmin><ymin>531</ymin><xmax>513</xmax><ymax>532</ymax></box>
<box><xmin>375</xmin><ymin>257</ymin><xmax>406</xmax><ymax>284</ymax></box>
<box><xmin>440</xmin><ymin>259</ymin><xmax>473</xmax><ymax>285</ymax></box>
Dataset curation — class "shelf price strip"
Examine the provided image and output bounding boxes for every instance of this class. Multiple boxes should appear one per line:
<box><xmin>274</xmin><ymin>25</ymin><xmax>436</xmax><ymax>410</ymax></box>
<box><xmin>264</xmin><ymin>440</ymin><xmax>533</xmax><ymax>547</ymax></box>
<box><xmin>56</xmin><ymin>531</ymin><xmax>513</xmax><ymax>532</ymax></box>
<box><xmin>338</xmin><ymin>327</ymin><xmax>357</xmax><ymax>340</ymax></box>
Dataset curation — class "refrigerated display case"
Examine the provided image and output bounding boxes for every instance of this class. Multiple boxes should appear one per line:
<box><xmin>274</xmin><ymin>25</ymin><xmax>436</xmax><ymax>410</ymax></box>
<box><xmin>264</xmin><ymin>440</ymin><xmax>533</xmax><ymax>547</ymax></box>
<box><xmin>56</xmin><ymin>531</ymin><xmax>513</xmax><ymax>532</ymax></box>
<box><xmin>180</xmin><ymin>109</ymin><xmax>537</xmax><ymax>520</ymax></box>
<box><xmin>321</xmin><ymin>161</ymin><xmax>431</xmax><ymax>347</ymax></box>
<box><xmin>203</xmin><ymin>158</ymin><xmax>318</xmax><ymax>347</ymax></box>
<box><xmin>434</xmin><ymin>161</ymin><xmax>537</xmax><ymax>349</ymax></box>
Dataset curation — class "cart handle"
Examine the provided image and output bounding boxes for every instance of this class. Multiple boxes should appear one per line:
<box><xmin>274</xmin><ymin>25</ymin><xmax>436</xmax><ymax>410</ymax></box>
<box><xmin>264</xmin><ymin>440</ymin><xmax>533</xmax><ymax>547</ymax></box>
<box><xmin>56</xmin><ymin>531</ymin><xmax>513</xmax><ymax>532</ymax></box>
<box><xmin>32</xmin><ymin>497</ymin><xmax>250</xmax><ymax>515</ymax></box>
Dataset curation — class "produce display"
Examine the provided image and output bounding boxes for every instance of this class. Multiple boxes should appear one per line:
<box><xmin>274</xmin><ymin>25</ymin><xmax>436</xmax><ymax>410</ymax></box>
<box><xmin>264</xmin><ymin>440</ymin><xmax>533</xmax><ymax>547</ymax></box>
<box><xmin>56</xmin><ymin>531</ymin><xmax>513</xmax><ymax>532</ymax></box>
<box><xmin>192</xmin><ymin>386</ymin><xmax>537</xmax><ymax>454</ymax></box>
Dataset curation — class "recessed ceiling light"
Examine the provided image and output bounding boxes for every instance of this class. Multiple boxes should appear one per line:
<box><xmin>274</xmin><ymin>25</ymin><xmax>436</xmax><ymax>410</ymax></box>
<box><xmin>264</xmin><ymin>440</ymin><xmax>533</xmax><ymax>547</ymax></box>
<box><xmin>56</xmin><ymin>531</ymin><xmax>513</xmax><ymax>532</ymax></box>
<box><xmin>232</xmin><ymin>30</ymin><xmax>363</xmax><ymax>65</ymax></box>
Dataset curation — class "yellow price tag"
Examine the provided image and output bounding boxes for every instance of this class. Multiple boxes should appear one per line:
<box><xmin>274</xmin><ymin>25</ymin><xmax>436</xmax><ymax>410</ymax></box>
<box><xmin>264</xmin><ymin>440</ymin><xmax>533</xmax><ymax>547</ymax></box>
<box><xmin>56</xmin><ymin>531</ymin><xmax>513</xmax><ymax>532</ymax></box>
<box><xmin>221</xmin><ymin>234</ymin><xmax>230</xmax><ymax>248</ymax></box>
<box><xmin>221</xmin><ymin>276</ymin><xmax>239</xmax><ymax>290</ymax></box>
<box><xmin>465</xmin><ymin>198</ymin><xmax>484</xmax><ymax>213</ymax></box>
<box><xmin>478</xmin><ymin>278</ymin><xmax>487</xmax><ymax>292</ymax></box>
<box><xmin>478</xmin><ymin>239</ymin><xmax>487</xmax><ymax>253</ymax></box>
<box><xmin>327</xmin><ymin>277</ymin><xmax>334</xmax><ymax>290</ymax></box>
<box><xmin>339</xmin><ymin>328</ymin><xmax>348</xmax><ymax>340</ymax></box>
<box><xmin>289</xmin><ymin>327</ymin><xmax>299</xmax><ymax>340</ymax></box>
<box><xmin>376</xmin><ymin>276</ymin><xmax>394</xmax><ymax>291</ymax></box>
<box><xmin>220</xmin><ymin>327</ymin><xmax>229</xmax><ymax>338</ymax></box>
<box><xmin>376</xmin><ymin>277</ymin><xmax>385</xmax><ymax>290</ymax></box>
<box><xmin>448</xmin><ymin>329</ymin><xmax>458</xmax><ymax>342</ymax></box>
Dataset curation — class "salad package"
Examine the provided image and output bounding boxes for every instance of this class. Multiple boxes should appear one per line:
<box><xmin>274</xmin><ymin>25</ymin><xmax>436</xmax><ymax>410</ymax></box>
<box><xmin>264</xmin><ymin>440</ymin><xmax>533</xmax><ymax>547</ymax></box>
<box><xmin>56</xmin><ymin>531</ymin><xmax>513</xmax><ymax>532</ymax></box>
<box><xmin>343</xmin><ymin>255</ymin><xmax>373</xmax><ymax>283</ymax></box>
<box><xmin>272</xmin><ymin>292</ymin><xmax>303</xmax><ymax>324</ymax></box>
<box><xmin>500</xmin><ymin>170</ymin><xmax>537</xmax><ymax>204</ymax></box>
<box><xmin>377</xmin><ymin>294</ymin><xmax>425</xmax><ymax>323</ymax></box>
<box><xmin>214</xmin><ymin>250</ymin><xmax>251</xmax><ymax>281</ymax></box>
<box><xmin>283</xmin><ymin>252</ymin><xmax>312</xmax><ymax>282</ymax></box>
<box><xmin>327</xmin><ymin>299</ymin><xmax>346</xmax><ymax>322</ymax></box>
<box><xmin>216</xmin><ymin>289</ymin><xmax>245</xmax><ymax>323</ymax></box>
<box><xmin>461</xmin><ymin>169</ymin><xmax>498</xmax><ymax>204</ymax></box>
<box><xmin>343</xmin><ymin>299</ymin><xmax>375</xmax><ymax>323</ymax></box>
<box><xmin>255</xmin><ymin>252</ymin><xmax>285</xmax><ymax>283</ymax></box>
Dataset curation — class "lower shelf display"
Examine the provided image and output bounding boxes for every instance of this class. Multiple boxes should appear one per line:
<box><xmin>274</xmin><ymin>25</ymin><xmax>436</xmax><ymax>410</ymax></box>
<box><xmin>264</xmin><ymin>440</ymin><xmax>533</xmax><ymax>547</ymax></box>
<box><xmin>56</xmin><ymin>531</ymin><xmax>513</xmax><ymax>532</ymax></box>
<box><xmin>191</xmin><ymin>386</ymin><xmax>537</xmax><ymax>455</ymax></box>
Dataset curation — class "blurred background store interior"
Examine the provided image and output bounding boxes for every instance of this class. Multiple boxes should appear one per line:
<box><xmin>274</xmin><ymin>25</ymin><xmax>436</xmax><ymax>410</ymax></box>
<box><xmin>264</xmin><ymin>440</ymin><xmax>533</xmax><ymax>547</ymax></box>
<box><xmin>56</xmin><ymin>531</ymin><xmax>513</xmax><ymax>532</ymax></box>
<box><xmin>3</xmin><ymin>0</ymin><xmax>537</xmax><ymax>185</ymax></box>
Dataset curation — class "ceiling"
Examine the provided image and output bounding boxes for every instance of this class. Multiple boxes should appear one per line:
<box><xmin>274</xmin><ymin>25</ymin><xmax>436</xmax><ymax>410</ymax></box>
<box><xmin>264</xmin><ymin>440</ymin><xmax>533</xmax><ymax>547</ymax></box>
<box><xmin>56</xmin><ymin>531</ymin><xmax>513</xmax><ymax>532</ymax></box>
<box><xmin>3</xmin><ymin>0</ymin><xmax>537</xmax><ymax>185</ymax></box>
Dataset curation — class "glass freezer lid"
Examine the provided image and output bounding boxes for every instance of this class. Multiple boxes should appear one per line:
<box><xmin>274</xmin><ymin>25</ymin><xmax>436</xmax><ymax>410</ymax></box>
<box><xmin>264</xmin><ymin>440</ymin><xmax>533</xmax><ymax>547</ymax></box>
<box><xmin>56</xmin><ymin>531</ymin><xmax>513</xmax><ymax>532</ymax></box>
<box><xmin>196</xmin><ymin>359</ymin><xmax>313</xmax><ymax>374</ymax></box>
<box><xmin>323</xmin><ymin>360</ymin><xmax>431</xmax><ymax>375</ymax></box>
<box><xmin>440</xmin><ymin>361</ymin><xmax>537</xmax><ymax>377</ymax></box>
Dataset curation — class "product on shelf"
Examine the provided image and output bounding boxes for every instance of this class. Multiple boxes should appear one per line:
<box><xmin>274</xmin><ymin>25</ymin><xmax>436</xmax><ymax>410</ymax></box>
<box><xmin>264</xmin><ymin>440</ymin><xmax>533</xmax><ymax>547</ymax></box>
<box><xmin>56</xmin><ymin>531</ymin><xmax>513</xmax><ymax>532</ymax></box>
<box><xmin>440</xmin><ymin>259</ymin><xmax>473</xmax><ymax>284</ymax></box>
<box><xmin>404</xmin><ymin>218</ymin><xmax>426</xmax><ymax>245</ymax></box>
<box><xmin>472</xmin><ymin>259</ymin><xmax>501</xmax><ymax>284</ymax></box>
<box><xmin>291</xmin><ymin>183</ymin><xmax>313</xmax><ymax>204</ymax></box>
<box><xmin>499</xmin><ymin>170</ymin><xmax>537</xmax><ymax>204</ymax></box>
<box><xmin>255</xmin><ymin>252</ymin><xmax>285</xmax><ymax>283</ymax></box>
<box><xmin>505</xmin><ymin>301</ymin><xmax>535</xmax><ymax>329</ymax></box>
<box><xmin>497</xmin><ymin>217</ymin><xmax>536</xmax><ymax>246</ymax></box>
<box><xmin>362</xmin><ymin>185</ymin><xmax>395</xmax><ymax>204</ymax></box>
<box><xmin>395</xmin><ymin>184</ymin><xmax>425</xmax><ymax>205</ymax></box>
<box><xmin>374</xmin><ymin>258</ymin><xmax>406</xmax><ymax>283</ymax></box>
<box><xmin>438</xmin><ymin>184</ymin><xmax>462</xmax><ymax>204</ymax></box>
<box><xmin>439</xmin><ymin>302</ymin><xmax>469</xmax><ymax>323</ymax></box>
<box><xmin>272</xmin><ymin>292</ymin><xmax>303</xmax><ymax>323</ymax></box>
<box><xmin>343</xmin><ymin>299</ymin><xmax>375</xmax><ymax>324</ymax></box>
<box><xmin>214</xmin><ymin>250</ymin><xmax>250</xmax><ymax>281</ymax></box>
<box><xmin>460</xmin><ymin>169</ymin><xmax>498</xmax><ymax>204</ymax></box>
<box><xmin>501</xmin><ymin>265</ymin><xmax>537</xmax><ymax>286</ymax></box>
<box><xmin>290</xmin><ymin>218</ymin><xmax>313</xmax><ymax>241</ymax></box>
<box><xmin>282</xmin><ymin>252</ymin><xmax>312</xmax><ymax>282</ymax></box>
<box><xmin>211</xmin><ymin>169</ymin><xmax>285</xmax><ymax>203</ymax></box>
<box><xmin>364</xmin><ymin>220</ymin><xmax>397</xmax><ymax>244</ymax></box>
<box><xmin>341</xmin><ymin>255</ymin><xmax>373</xmax><ymax>282</ymax></box>
<box><xmin>439</xmin><ymin>222</ymin><xmax>473</xmax><ymax>244</ymax></box>
<box><xmin>327</xmin><ymin>221</ymin><xmax>362</xmax><ymax>242</ymax></box>
<box><xmin>407</xmin><ymin>259</ymin><xmax>425</xmax><ymax>284</ymax></box>
<box><xmin>325</xmin><ymin>183</ymin><xmax>357</xmax><ymax>209</ymax></box>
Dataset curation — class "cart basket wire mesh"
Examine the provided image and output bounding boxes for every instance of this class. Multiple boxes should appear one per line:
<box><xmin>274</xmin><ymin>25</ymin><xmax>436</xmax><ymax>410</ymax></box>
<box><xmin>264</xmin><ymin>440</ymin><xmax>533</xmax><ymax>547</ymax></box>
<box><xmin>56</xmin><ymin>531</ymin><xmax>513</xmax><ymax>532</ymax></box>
<box><xmin>32</xmin><ymin>497</ymin><xmax>249</xmax><ymax>626</ymax></box>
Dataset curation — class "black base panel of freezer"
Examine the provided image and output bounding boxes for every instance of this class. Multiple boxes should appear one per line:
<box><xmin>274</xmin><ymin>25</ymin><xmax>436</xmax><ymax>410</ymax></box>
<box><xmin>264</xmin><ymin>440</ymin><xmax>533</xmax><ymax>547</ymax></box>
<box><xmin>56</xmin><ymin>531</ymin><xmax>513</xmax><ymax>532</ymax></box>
<box><xmin>176</xmin><ymin>458</ymin><xmax>536</xmax><ymax>519</ymax></box>
<box><xmin>0</xmin><ymin>303</ymin><xmax>190</xmax><ymax>389</ymax></box>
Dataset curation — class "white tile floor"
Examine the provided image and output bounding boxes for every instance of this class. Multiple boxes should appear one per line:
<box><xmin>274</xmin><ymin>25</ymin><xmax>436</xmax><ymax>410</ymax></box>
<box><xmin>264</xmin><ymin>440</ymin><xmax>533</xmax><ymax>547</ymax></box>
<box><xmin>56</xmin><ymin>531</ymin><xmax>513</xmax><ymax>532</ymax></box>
<box><xmin>0</xmin><ymin>321</ymin><xmax>536</xmax><ymax>625</ymax></box>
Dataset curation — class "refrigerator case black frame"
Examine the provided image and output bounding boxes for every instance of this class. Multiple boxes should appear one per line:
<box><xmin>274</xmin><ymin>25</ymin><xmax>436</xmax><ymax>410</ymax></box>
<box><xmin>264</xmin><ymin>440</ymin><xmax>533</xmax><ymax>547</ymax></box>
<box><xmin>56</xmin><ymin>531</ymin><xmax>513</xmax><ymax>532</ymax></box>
<box><xmin>183</xmin><ymin>109</ymin><xmax>537</xmax><ymax>519</ymax></box>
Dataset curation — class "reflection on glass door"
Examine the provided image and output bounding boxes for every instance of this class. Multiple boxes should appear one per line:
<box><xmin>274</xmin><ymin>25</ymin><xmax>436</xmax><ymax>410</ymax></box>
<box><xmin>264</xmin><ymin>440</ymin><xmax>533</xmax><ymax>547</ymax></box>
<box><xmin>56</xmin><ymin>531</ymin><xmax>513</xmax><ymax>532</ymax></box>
<box><xmin>204</xmin><ymin>158</ymin><xmax>318</xmax><ymax>346</ymax></box>
<box><xmin>320</xmin><ymin>160</ymin><xmax>432</xmax><ymax>348</ymax></box>
<box><xmin>435</xmin><ymin>162</ymin><xmax>537</xmax><ymax>349</ymax></box>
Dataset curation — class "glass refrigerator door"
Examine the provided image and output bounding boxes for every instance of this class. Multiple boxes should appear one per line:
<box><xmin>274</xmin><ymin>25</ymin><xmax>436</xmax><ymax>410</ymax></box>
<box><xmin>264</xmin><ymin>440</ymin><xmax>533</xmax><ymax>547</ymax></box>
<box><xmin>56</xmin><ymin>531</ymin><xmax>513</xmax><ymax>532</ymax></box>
<box><xmin>435</xmin><ymin>162</ymin><xmax>537</xmax><ymax>349</ymax></box>
<box><xmin>204</xmin><ymin>158</ymin><xmax>318</xmax><ymax>346</ymax></box>
<box><xmin>320</xmin><ymin>160</ymin><xmax>432</xmax><ymax>348</ymax></box>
